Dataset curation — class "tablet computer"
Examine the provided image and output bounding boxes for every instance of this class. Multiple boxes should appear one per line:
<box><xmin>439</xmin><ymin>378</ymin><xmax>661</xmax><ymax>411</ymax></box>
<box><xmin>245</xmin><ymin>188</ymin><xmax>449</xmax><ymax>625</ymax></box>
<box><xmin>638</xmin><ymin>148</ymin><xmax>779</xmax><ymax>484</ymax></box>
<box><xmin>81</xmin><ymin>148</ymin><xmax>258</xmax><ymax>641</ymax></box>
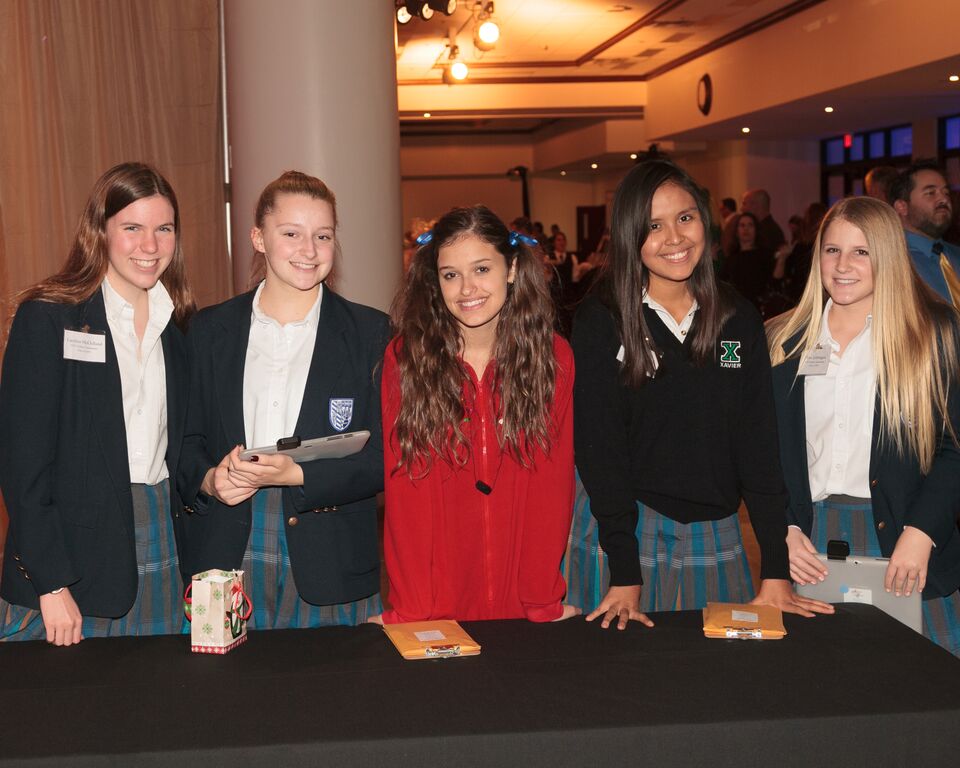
<box><xmin>797</xmin><ymin>554</ymin><xmax>922</xmax><ymax>633</ymax></box>
<box><xmin>239</xmin><ymin>430</ymin><xmax>370</xmax><ymax>464</ymax></box>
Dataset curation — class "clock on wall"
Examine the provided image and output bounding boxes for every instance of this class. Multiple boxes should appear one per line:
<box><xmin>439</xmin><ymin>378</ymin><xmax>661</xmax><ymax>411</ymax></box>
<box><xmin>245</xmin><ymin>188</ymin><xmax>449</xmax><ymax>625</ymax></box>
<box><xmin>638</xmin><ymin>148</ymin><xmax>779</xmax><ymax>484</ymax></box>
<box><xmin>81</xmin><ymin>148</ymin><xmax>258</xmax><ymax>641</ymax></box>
<box><xmin>697</xmin><ymin>74</ymin><xmax>712</xmax><ymax>116</ymax></box>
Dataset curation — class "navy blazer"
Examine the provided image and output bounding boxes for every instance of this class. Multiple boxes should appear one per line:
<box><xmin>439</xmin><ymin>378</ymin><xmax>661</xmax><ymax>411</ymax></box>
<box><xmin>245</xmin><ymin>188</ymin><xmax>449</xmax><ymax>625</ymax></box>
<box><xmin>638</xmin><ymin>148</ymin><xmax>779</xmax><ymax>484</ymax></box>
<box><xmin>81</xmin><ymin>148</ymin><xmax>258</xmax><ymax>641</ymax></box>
<box><xmin>0</xmin><ymin>292</ymin><xmax>189</xmax><ymax>616</ymax></box>
<box><xmin>177</xmin><ymin>287</ymin><xmax>389</xmax><ymax>606</ymax></box>
<box><xmin>772</xmin><ymin>336</ymin><xmax>960</xmax><ymax>599</ymax></box>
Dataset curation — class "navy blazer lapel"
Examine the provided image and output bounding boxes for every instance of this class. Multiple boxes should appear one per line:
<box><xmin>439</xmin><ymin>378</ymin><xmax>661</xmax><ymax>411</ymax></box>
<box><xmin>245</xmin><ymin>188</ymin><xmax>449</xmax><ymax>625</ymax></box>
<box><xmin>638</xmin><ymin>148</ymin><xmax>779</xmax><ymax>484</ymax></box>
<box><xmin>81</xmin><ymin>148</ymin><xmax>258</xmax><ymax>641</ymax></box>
<box><xmin>77</xmin><ymin>292</ymin><xmax>131</xmax><ymax>498</ymax></box>
<box><xmin>774</xmin><ymin>355</ymin><xmax>808</xmax><ymax>460</ymax></box>
<box><xmin>294</xmin><ymin>289</ymin><xmax>348</xmax><ymax>438</ymax></box>
<box><xmin>161</xmin><ymin>325</ymin><xmax>186</xmax><ymax>473</ymax></box>
<box><xmin>212</xmin><ymin>292</ymin><xmax>253</xmax><ymax>447</ymax></box>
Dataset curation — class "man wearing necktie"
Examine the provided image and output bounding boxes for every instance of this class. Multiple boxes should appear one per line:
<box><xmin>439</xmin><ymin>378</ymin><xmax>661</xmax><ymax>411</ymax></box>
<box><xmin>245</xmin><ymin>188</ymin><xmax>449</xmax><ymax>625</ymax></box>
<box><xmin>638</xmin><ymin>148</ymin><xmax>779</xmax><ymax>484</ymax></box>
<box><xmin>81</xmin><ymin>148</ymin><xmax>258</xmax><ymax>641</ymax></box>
<box><xmin>892</xmin><ymin>160</ymin><xmax>960</xmax><ymax>307</ymax></box>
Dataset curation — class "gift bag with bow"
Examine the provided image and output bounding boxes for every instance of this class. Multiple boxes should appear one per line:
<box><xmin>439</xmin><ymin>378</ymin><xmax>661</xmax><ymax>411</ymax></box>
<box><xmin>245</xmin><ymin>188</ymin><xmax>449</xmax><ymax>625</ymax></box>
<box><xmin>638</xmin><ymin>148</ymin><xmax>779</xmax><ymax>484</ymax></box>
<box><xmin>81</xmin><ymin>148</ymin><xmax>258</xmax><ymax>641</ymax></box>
<box><xmin>184</xmin><ymin>569</ymin><xmax>253</xmax><ymax>654</ymax></box>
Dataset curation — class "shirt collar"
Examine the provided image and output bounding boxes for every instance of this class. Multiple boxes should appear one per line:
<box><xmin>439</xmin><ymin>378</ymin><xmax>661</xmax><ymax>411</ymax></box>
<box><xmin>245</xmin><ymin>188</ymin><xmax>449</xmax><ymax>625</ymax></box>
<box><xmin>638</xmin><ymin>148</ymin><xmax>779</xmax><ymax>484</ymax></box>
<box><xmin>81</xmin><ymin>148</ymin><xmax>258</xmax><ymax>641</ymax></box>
<box><xmin>101</xmin><ymin>275</ymin><xmax>174</xmax><ymax>326</ymax></box>
<box><xmin>642</xmin><ymin>292</ymin><xmax>699</xmax><ymax>318</ymax></box>
<box><xmin>819</xmin><ymin>298</ymin><xmax>872</xmax><ymax>351</ymax></box>
<box><xmin>251</xmin><ymin>280</ymin><xmax>323</xmax><ymax>328</ymax></box>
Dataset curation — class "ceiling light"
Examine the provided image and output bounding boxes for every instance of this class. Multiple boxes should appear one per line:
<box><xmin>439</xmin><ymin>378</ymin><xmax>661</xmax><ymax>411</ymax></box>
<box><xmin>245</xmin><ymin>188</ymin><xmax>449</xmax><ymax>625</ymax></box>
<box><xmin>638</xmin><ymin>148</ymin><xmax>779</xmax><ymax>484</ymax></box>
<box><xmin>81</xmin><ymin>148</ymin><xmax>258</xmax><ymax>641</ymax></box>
<box><xmin>560</xmin><ymin>171</ymin><xmax>567</xmax><ymax>176</ymax></box>
<box><xmin>450</xmin><ymin>61</ymin><xmax>469</xmax><ymax>80</ymax></box>
<box><xmin>473</xmin><ymin>2</ymin><xmax>500</xmax><ymax>51</ymax></box>
<box><xmin>397</xmin><ymin>4</ymin><xmax>412</xmax><ymax>23</ymax></box>
<box><xmin>741</xmin><ymin>126</ymin><xmax>750</xmax><ymax>134</ymax></box>
<box><xmin>950</xmin><ymin>75</ymin><xmax>959</xmax><ymax>83</ymax></box>
<box><xmin>423</xmin><ymin>112</ymin><xmax>431</xmax><ymax>118</ymax></box>
<box><xmin>590</xmin><ymin>163</ymin><xmax>598</xmax><ymax>170</ymax></box>
<box><xmin>629</xmin><ymin>153</ymin><xmax>638</xmax><ymax>160</ymax></box>
<box><xmin>824</xmin><ymin>106</ymin><xmax>834</xmax><ymax>113</ymax></box>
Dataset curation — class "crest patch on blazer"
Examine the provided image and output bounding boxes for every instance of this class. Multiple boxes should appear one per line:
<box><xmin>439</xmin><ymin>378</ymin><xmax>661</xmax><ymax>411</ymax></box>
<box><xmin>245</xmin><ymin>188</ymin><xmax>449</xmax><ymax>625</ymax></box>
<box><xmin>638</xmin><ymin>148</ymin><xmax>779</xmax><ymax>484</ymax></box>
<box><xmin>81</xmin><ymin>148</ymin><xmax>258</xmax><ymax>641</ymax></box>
<box><xmin>329</xmin><ymin>398</ymin><xmax>354</xmax><ymax>432</ymax></box>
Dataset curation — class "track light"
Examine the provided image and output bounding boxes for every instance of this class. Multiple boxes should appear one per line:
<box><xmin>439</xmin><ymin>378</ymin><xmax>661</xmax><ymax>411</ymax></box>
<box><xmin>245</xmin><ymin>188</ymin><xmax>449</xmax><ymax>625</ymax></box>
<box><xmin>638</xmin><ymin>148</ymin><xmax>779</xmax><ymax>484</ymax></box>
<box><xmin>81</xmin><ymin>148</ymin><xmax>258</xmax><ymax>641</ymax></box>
<box><xmin>473</xmin><ymin>1</ymin><xmax>499</xmax><ymax>51</ymax></box>
<box><xmin>396</xmin><ymin>4</ymin><xmax>412</xmax><ymax>24</ymax></box>
<box><xmin>427</xmin><ymin>0</ymin><xmax>458</xmax><ymax>14</ymax></box>
<box><xmin>443</xmin><ymin>44</ymin><xmax>469</xmax><ymax>84</ymax></box>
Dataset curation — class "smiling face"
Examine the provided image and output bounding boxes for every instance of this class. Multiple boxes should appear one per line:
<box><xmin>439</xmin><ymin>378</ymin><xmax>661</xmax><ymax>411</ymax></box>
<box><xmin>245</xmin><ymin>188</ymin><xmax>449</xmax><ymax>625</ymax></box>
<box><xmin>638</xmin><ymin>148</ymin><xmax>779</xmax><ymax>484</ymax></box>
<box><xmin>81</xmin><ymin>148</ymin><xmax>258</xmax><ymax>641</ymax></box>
<box><xmin>640</xmin><ymin>182</ymin><xmax>704</xmax><ymax>295</ymax></box>
<box><xmin>437</xmin><ymin>233</ymin><xmax>516</xmax><ymax>338</ymax></box>
<box><xmin>104</xmin><ymin>195</ymin><xmax>176</xmax><ymax>302</ymax></box>
<box><xmin>252</xmin><ymin>192</ymin><xmax>336</xmax><ymax>294</ymax></box>
<box><xmin>819</xmin><ymin>217</ymin><xmax>874</xmax><ymax>315</ymax></box>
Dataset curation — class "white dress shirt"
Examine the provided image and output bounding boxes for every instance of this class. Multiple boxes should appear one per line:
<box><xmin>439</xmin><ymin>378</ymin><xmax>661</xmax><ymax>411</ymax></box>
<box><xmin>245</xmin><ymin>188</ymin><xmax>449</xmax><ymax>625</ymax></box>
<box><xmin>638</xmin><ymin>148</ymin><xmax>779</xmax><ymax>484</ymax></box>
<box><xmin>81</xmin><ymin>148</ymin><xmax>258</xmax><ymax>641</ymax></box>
<box><xmin>102</xmin><ymin>277</ymin><xmax>172</xmax><ymax>485</ymax></box>
<box><xmin>804</xmin><ymin>301</ymin><xmax>875</xmax><ymax>501</ymax></box>
<box><xmin>643</xmin><ymin>293</ymin><xmax>699</xmax><ymax>342</ymax></box>
<box><xmin>243</xmin><ymin>282</ymin><xmax>323</xmax><ymax>449</ymax></box>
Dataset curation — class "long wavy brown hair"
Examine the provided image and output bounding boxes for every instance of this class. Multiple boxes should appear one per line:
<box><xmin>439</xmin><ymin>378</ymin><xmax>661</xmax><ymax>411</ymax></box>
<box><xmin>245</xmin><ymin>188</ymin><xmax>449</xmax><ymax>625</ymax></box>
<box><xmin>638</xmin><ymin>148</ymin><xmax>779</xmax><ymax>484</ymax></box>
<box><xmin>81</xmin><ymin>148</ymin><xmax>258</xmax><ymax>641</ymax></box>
<box><xmin>15</xmin><ymin>162</ymin><xmax>196</xmax><ymax>330</ymax></box>
<box><xmin>390</xmin><ymin>205</ymin><xmax>557</xmax><ymax>477</ymax></box>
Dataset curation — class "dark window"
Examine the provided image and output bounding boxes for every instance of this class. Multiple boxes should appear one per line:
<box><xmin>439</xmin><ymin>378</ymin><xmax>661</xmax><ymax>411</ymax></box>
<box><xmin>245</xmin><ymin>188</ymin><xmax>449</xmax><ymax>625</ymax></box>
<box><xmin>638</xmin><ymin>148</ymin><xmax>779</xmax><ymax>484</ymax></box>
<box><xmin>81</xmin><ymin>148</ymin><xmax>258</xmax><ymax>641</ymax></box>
<box><xmin>820</xmin><ymin>124</ymin><xmax>913</xmax><ymax>204</ymax></box>
<box><xmin>890</xmin><ymin>126</ymin><xmax>913</xmax><ymax>157</ymax></box>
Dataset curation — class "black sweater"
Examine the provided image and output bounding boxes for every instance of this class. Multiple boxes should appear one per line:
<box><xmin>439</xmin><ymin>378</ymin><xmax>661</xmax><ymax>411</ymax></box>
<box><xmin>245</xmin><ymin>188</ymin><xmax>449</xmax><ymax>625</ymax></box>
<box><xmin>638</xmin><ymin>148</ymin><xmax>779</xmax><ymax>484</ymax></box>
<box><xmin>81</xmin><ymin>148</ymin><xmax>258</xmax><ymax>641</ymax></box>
<box><xmin>571</xmin><ymin>291</ymin><xmax>790</xmax><ymax>586</ymax></box>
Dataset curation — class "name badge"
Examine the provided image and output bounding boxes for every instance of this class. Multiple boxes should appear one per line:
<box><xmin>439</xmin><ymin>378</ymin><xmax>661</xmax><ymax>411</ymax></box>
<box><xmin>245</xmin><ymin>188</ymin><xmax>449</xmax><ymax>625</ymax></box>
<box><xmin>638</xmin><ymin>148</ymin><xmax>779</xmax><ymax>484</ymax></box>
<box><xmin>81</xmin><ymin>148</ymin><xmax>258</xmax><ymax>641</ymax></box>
<box><xmin>797</xmin><ymin>344</ymin><xmax>830</xmax><ymax>376</ymax></box>
<box><xmin>63</xmin><ymin>328</ymin><xmax>106</xmax><ymax>363</ymax></box>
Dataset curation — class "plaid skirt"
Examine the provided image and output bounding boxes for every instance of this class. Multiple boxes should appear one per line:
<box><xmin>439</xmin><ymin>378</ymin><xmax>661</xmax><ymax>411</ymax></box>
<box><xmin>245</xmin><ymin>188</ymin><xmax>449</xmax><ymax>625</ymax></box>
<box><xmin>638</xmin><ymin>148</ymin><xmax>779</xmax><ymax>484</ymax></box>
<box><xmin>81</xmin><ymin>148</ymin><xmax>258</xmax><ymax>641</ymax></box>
<box><xmin>810</xmin><ymin>497</ymin><xmax>960</xmax><ymax>657</ymax></box>
<box><xmin>0</xmin><ymin>480</ymin><xmax>183</xmax><ymax>641</ymax></box>
<box><xmin>241</xmin><ymin>488</ymin><xmax>380</xmax><ymax>629</ymax></box>
<box><xmin>564</xmin><ymin>472</ymin><xmax>753</xmax><ymax>613</ymax></box>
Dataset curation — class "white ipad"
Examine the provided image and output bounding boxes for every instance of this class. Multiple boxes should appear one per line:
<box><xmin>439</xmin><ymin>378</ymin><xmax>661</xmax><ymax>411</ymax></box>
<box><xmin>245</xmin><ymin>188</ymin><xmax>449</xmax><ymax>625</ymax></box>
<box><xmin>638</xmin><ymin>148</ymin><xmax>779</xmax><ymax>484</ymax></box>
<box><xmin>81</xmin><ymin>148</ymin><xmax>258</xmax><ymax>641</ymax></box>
<box><xmin>797</xmin><ymin>554</ymin><xmax>923</xmax><ymax>633</ymax></box>
<box><xmin>239</xmin><ymin>430</ymin><xmax>370</xmax><ymax>464</ymax></box>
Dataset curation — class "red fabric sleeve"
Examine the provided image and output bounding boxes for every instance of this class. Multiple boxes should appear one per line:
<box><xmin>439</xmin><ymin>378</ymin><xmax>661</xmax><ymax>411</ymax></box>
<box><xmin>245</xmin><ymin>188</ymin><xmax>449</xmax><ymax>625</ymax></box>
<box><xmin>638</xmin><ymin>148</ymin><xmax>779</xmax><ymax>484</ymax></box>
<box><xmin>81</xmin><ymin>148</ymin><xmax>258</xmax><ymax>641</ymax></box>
<box><xmin>380</xmin><ymin>341</ymin><xmax>436</xmax><ymax>623</ymax></box>
<box><xmin>517</xmin><ymin>336</ymin><xmax>575</xmax><ymax>622</ymax></box>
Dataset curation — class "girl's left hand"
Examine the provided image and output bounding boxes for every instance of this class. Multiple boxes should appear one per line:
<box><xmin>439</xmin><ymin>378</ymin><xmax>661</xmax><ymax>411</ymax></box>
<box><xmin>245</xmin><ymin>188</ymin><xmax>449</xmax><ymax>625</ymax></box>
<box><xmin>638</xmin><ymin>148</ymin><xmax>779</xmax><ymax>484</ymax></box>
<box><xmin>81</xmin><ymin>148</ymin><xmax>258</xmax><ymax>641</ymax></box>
<box><xmin>227</xmin><ymin>447</ymin><xmax>305</xmax><ymax>489</ymax></box>
<box><xmin>885</xmin><ymin>526</ymin><xmax>933</xmax><ymax>597</ymax></box>
<box><xmin>750</xmin><ymin>578</ymin><xmax>835</xmax><ymax>617</ymax></box>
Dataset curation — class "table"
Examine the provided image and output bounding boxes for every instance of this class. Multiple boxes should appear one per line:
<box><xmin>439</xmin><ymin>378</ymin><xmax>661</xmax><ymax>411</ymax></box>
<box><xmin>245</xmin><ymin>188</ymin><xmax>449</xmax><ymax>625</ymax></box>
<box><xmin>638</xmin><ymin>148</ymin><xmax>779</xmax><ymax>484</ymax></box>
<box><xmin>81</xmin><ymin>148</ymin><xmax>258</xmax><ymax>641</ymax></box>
<box><xmin>2</xmin><ymin>604</ymin><xmax>959</xmax><ymax>767</ymax></box>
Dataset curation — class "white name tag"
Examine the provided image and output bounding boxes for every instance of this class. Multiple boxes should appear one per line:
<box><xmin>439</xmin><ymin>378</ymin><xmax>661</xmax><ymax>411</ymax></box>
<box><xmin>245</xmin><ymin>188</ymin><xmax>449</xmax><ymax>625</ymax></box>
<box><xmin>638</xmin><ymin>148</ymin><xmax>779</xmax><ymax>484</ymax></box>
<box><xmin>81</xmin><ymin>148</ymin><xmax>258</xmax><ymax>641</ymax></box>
<box><xmin>798</xmin><ymin>344</ymin><xmax>830</xmax><ymax>376</ymax></box>
<box><xmin>63</xmin><ymin>329</ymin><xmax>106</xmax><ymax>363</ymax></box>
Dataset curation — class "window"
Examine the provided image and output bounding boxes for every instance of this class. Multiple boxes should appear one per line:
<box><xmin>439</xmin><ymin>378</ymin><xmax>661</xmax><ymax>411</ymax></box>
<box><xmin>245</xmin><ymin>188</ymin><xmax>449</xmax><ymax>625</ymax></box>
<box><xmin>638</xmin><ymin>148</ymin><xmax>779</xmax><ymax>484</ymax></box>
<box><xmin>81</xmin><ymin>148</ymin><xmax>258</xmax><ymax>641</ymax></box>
<box><xmin>820</xmin><ymin>124</ymin><xmax>912</xmax><ymax>203</ymax></box>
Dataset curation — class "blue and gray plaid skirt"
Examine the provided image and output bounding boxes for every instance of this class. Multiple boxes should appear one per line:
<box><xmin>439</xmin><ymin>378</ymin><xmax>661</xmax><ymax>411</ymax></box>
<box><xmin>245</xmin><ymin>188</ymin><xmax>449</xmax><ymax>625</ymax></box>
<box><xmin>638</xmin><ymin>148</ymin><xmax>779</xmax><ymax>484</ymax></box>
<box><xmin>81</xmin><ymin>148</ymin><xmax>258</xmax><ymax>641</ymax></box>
<box><xmin>811</xmin><ymin>496</ymin><xmax>960</xmax><ymax>657</ymax></box>
<box><xmin>1</xmin><ymin>480</ymin><xmax>183</xmax><ymax>641</ymax></box>
<box><xmin>564</xmin><ymin>472</ymin><xmax>753</xmax><ymax>613</ymax></box>
<box><xmin>241</xmin><ymin>488</ymin><xmax>380</xmax><ymax>629</ymax></box>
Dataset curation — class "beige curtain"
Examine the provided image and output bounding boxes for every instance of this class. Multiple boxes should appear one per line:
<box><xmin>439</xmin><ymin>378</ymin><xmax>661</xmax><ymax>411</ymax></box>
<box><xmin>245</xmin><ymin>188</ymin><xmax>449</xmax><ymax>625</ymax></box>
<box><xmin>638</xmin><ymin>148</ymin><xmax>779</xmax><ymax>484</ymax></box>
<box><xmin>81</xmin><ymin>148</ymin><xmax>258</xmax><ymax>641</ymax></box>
<box><xmin>0</xmin><ymin>0</ymin><xmax>232</xmax><ymax>553</ymax></box>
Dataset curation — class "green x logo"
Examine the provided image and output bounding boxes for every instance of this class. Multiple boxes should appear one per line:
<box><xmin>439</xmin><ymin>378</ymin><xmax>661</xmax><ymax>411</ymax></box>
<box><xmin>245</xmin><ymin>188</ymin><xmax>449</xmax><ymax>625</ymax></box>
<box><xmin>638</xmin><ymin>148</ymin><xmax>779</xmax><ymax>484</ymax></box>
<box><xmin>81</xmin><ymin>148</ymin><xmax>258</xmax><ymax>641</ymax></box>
<box><xmin>720</xmin><ymin>341</ymin><xmax>741</xmax><ymax>363</ymax></box>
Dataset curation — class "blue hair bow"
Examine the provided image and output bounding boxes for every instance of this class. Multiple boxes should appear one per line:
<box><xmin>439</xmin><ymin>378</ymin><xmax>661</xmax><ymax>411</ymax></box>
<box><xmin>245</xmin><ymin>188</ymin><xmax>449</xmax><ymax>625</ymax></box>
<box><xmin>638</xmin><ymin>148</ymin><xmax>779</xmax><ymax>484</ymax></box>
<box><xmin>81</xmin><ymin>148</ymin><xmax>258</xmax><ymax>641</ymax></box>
<box><xmin>415</xmin><ymin>230</ymin><xmax>434</xmax><ymax>246</ymax></box>
<box><xmin>509</xmin><ymin>231</ymin><xmax>538</xmax><ymax>248</ymax></box>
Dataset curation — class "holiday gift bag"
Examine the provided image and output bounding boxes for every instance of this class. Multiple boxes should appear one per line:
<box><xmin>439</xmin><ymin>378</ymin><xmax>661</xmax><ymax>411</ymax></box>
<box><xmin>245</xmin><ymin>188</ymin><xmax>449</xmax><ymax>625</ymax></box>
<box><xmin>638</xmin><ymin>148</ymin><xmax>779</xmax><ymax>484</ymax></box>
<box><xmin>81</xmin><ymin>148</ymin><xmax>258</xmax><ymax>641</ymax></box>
<box><xmin>184</xmin><ymin>569</ymin><xmax>253</xmax><ymax>654</ymax></box>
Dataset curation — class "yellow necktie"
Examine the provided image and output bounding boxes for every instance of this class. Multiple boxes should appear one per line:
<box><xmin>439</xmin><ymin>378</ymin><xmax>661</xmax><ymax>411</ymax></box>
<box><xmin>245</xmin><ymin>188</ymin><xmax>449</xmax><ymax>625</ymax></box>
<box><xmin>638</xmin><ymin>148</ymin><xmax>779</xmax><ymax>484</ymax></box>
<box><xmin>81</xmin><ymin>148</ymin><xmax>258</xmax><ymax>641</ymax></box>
<box><xmin>934</xmin><ymin>242</ymin><xmax>960</xmax><ymax>309</ymax></box>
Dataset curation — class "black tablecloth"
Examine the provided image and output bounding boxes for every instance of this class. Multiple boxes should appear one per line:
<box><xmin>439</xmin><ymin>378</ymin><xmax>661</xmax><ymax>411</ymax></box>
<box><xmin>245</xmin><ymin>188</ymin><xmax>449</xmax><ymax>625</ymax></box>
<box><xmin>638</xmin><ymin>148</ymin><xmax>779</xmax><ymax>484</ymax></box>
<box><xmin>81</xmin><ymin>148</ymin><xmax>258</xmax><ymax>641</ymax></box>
<box><xmin>2</xmin><ymin>604</ymin><xmax>959</xmax><ymax>767</ymax></box>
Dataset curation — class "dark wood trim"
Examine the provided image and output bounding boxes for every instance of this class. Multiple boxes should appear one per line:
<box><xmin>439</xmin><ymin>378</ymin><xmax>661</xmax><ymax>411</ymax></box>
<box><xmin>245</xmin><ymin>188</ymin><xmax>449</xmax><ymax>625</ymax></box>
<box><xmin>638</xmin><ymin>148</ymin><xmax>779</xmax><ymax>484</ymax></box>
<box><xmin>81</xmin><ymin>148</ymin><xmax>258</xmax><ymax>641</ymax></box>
<box><xmin>641</xmin><ymin>0</ymin><xmax>828</xmax><ymax>79</ymax></box>
<box><xmin>399</xmin><ymin>106</ymin><xmax>644</xmax><ymax>119</ymax></box>
<box><xmin>400</xmin><ymin>74</ymin><xmax>649</xmax><ymax>85</ymax></box>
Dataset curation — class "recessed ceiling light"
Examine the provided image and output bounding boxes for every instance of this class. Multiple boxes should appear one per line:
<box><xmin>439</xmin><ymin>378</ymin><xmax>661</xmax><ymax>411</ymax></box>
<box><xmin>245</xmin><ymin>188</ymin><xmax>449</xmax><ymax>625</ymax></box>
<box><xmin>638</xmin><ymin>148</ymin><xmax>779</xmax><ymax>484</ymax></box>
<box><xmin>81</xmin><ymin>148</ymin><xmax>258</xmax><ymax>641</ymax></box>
<box><xmin>590</xmin><ymin>163</ymin><xmax>598</xmax><ymax>169</ymax></box>
<box><xmin>560</xmin><ymin>171</ymin><xmax>567</xmax><ymax>176</ymax></box>
<box><xmin>950</xmin><ymin>75</ymin><xmax>959</xmax><ymax>82</ymax></box>
<box><xmin>824</xmin><ymin>106</ymin><xmax>834</xmax><ymax>113</ymax></box>
<box><xmin>741</xmin><ymin>126</ymin><xmax>750</xmax><ymax>134</ymax></box>
<box><xmin>629</xmin><ymin>153</ymin><xmax>638</xmax><ymax>160</ymax></box>
<box><xmin>423</xmin><ymin>112</ymin><xmax>431</xmax><ymax>118</ymax></box>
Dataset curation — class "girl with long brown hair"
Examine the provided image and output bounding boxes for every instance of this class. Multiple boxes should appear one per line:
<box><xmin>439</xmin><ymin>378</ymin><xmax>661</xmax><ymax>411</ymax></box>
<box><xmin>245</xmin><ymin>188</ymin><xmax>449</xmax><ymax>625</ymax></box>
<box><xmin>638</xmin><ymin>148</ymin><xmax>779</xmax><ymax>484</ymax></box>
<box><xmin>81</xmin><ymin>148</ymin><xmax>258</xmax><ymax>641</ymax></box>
<box><xmin>0</xmin><ymin>162</ymin><xmax>195</xmax><ymax>644</ymax></box>
<box><xmin>378</xmin><ymin>205</ymin><xmax>578</xmax><ymax>623</ymax></box>
<box><xmin>178</xmin><ymin>171</ymin><xmax>388</xmax><ymax>628</ymax></box>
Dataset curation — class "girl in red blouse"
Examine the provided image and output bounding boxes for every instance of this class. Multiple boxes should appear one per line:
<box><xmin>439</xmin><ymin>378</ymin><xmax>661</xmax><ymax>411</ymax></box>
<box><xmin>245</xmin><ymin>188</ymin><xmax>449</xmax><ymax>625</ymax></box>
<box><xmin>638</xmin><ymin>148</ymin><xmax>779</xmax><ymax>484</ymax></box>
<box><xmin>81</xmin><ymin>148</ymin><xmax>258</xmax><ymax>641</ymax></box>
<box><xmin>378</xmin><ymin>205</ymin><xmax>578</xmax><ymax>623</ymax></box>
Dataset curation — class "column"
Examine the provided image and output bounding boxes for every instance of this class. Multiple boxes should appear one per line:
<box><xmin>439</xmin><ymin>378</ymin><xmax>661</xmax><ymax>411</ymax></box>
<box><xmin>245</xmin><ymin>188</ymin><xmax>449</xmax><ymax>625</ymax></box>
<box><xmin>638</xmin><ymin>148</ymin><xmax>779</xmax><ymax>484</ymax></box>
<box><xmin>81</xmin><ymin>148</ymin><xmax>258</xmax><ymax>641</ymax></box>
<box><xmin>224</xmin><ymin>0</ymin><xmax>402</xmax><ymax>311</ymax></box>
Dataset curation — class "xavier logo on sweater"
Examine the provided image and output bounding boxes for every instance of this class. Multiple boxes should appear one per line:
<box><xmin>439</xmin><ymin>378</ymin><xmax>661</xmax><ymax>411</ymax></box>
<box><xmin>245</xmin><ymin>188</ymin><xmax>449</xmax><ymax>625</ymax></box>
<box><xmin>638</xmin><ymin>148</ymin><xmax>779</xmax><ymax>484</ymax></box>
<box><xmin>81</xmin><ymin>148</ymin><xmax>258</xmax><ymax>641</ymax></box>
<box><xmin>720</xmin><ymin>340</ymin><xmax>741</xmax><ymax>368</ymax></box>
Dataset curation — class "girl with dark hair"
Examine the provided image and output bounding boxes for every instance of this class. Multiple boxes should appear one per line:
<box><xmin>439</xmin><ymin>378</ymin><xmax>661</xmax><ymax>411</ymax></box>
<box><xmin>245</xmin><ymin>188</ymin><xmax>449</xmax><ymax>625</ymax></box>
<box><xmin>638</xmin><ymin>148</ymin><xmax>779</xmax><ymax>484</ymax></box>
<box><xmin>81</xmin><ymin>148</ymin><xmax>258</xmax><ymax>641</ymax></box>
<box><xmin>378</xmin><ymin>205</ymin><xmax>578</xmax><ymax>623</ymax></box>
<box><xmin>178</xmin><ymin>171</ymin><xmax>388</xmax><ymax>628</ymax></box>
<box><xmin>569</xmin><ymin>158</ymin><xmax>831</xmax><ymax>628</ymax></box>
<box><xmin>0</xmin><ymin>162</ymin><xmax>196</xmax><ymax>643</ymax></box>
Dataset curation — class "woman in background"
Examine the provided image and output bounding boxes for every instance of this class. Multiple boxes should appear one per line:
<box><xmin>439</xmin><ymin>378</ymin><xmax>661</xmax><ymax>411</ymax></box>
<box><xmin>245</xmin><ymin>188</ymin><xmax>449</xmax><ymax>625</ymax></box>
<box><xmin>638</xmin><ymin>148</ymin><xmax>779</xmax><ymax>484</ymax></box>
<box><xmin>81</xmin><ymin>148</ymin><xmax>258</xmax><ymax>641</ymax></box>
<box><xmin>0</xmin><ymin>162</ymin><xmax>194</xmax><ymax>644</ymax></box>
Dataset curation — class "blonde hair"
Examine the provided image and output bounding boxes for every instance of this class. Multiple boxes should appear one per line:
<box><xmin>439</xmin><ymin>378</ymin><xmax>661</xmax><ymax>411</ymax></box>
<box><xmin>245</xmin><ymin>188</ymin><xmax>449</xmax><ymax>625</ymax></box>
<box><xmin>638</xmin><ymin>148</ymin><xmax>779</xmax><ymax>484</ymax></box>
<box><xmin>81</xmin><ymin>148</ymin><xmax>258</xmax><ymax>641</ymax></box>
<box><xmin>768</xmin><ymin>196</ymin><xmax>958</xmax><ymax>473</ymax></box>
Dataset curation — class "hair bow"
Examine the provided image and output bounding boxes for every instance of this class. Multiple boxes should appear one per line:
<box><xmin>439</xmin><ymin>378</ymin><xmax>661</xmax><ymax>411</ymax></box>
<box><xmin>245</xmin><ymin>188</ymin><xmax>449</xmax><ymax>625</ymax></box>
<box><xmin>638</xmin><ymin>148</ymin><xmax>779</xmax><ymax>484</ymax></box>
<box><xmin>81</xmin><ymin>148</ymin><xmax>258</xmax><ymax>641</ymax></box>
<box><xmin>509</xmin><ymin>231</ymin><xmax>538</xmax><ymax>247</ymax></box>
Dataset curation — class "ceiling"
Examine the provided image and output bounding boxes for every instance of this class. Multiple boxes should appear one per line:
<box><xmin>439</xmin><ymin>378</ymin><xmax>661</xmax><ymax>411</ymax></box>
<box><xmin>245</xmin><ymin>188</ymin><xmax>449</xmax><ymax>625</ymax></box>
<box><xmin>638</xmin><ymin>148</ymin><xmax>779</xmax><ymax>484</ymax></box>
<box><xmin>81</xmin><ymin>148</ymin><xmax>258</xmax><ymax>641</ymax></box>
<box><xmin>395</xmin><ymin>0</ymin><xmax>960</xmax><ymax>145</ymax></box>
<box><xmin>395</xmin><ymin>0</ymin><xmax>823</xmax><ymax>85</ymax></box>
